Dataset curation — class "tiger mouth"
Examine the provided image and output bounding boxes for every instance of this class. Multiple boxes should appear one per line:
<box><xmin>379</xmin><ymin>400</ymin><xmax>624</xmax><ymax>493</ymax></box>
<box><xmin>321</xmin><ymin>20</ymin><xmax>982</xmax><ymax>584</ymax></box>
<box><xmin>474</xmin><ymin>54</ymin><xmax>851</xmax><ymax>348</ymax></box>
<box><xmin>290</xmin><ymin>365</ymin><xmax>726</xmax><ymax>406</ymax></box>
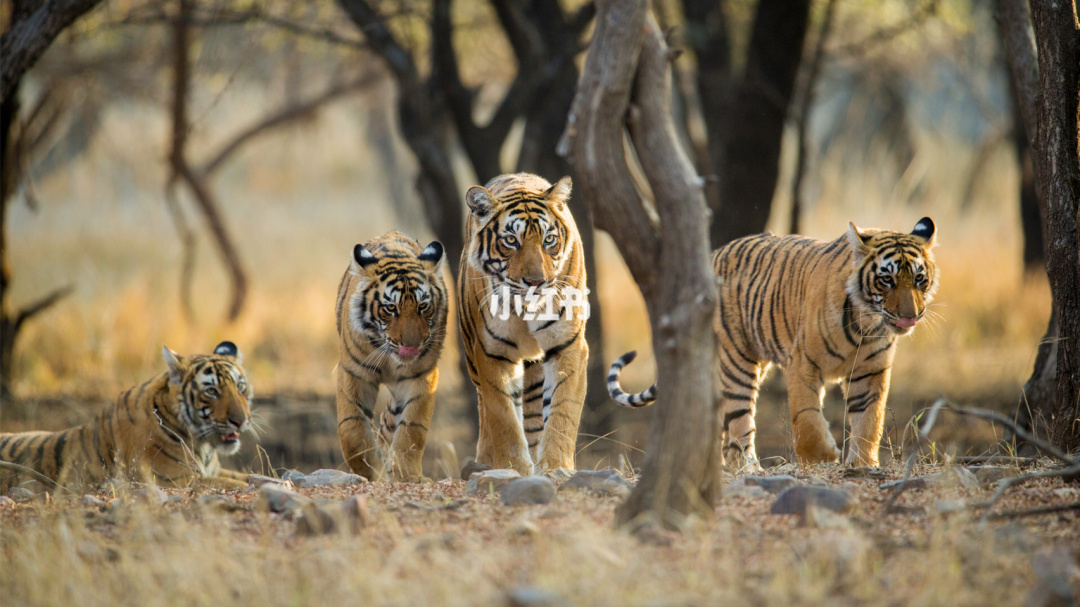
<box><xmin>220</xmin><ymin>432</ymin><xmax>240</xmax><ymax>444</ymax></box>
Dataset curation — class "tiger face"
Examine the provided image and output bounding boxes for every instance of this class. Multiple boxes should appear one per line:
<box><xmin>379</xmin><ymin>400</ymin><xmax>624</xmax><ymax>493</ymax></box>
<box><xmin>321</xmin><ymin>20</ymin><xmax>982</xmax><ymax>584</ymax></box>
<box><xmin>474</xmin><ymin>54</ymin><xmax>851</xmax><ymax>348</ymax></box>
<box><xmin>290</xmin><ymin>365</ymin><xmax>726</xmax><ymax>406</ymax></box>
<box><xmin>465</xmin><ymin>174</ymin><xmax>575</xmax><ymax>293</ymax></box>
<box><xmin>164</xmin><ymin>341</ymin><xmax>252</xmax><ymax>454</ymax></box>
<box><xmin>846</xmin><ymin>217</ymin><xmax>938</xmax><ymax>336</ymax></box>
<box><xmin>350</xmin><ymin>234</ymin><xmax>446</xmax><ymax>361</ymax></box>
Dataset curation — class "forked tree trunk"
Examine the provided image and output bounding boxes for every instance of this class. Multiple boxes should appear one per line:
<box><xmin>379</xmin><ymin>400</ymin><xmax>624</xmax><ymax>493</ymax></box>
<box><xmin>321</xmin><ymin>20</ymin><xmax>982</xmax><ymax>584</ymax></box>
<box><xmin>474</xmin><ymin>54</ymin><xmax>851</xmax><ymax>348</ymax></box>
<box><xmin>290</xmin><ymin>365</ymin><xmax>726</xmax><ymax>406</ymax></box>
<box><xmin>561</xmin><ymin>0</ymin><xmax>719</xmax><ymax>529</ymax></box>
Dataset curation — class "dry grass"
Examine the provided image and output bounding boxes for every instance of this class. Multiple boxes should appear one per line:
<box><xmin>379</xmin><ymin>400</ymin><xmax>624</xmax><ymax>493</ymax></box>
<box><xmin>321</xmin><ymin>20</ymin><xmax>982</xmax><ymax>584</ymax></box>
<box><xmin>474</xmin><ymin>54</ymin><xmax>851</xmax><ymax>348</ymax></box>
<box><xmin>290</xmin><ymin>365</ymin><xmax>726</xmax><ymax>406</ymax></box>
<box><xmin>2</xmin><ymin>463</ymin><xmax>1078</xmax><ymax>607</ymax></box>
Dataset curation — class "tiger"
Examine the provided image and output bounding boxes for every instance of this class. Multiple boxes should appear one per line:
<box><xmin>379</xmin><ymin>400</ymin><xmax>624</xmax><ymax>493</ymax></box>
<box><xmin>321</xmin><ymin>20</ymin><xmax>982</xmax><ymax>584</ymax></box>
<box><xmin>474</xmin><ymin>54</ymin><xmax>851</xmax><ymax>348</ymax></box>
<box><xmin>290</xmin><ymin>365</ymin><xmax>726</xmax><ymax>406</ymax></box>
<box><xmin>0</xmin><ymin>341</ymin><xmax>253</xmax><ymax>492</ymax></box>
<box><xmin>608</xmin><ymin>218</ymin><xmax>938</xmax><ymax>470</ymax></box>
<box><xmin>335</xmin><ymin>230</ymin><xmax>448</xmax><ymax>482</ymax></box>
<box><xmin>458</xmin><ymin>173</ymin><xmax>589</xmax><ymax>476</ymax></box>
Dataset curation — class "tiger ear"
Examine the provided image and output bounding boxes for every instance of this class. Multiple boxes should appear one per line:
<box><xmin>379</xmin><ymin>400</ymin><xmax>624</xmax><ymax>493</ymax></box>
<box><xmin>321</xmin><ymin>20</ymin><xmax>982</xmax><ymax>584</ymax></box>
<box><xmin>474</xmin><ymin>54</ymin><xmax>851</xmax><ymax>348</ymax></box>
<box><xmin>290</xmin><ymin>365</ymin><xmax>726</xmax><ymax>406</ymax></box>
<box><xmin>213</xmin><ymin>340</ymin><xmax>242</xmax><ymax>365</ymax></box>
<box><xmin>846</xmin><ymin>221</ymin><xmax>872</xmax><ymax>258</ymax></box>
<box><xmin>418</xmin><ymin>241</ymin><xmax>445</xmax><ymax>272</ymax></box>
<box><xmin>544</xmin><ymin>176</ymin><xmax>572</xmax><ymax>210</ymax></box>
<box><xmin>466</xmin><ymin>186</ymin><xmax>497</xmax><ymax>220</ymax></box>
<box><xmin>351</xmin><ymin>244</ymin><xmax>378</xmax><ymax>272</ymax></box>
<box><xmin>911</xmin><ymin>217</ymin><xmax>936</xmax><ymax>249</ymax></box>
<box><xmin>162</xmin><ymin>346</ymin><xmax>185</xmax><ymax>385</ymax></box>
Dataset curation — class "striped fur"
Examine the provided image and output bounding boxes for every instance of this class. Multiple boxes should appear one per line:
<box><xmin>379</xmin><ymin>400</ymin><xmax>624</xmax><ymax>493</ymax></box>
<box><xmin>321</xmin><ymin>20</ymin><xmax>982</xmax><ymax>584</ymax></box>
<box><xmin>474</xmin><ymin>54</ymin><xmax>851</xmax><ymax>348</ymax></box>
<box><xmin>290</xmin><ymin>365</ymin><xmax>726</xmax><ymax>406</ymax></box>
<box><xmin>335</xmin><ymin>230</ymin><xmax>447</xmax><ymax>482</ymax></box>
<box><xmin>458</xmin><ymin>173</ymin><xmax>588</xmax><ymax>475</ymax></box>
<box><xmin>610</xmin><ymin>218</ymin><xmax>938</xmax><ymax>470</ymax></box>
<box><xmin>0</xmin><ymin>342</ymin><xmax>253</xmax><ymax>492</ymax></box>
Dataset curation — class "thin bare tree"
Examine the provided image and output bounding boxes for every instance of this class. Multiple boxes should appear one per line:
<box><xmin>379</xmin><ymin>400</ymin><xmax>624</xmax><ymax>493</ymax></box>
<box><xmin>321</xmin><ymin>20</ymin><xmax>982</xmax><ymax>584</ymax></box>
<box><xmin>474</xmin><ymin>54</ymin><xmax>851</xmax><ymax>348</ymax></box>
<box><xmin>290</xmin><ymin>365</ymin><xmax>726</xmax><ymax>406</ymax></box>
<box><xmin>561</xmin><ymin>0</ymin><xmax>719</xmax><ymax>529</ymax></box>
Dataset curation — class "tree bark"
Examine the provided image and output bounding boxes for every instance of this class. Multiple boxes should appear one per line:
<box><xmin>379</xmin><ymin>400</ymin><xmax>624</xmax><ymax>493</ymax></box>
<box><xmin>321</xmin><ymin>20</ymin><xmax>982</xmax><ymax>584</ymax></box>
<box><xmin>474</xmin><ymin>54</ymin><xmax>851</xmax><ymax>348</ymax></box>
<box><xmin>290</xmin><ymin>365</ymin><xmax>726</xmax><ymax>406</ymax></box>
<box><xmin>562</xmin><ymin>1</ymin><xmax>719</xmax><ymax>529</ymax></box>
<box><xmin>1028</xmin><ymin>0</ymin><xmax>1080</xmax><ymax>451</ymax></box>
<box><xmin>708</xmin><ymin>0</ymin><xmax>811</xmax><ymax>247</ymax></box>
<box><xmin>0</xmin><ymin>0</ymin><xmax>105</xmax><ymax>104</ymax></box>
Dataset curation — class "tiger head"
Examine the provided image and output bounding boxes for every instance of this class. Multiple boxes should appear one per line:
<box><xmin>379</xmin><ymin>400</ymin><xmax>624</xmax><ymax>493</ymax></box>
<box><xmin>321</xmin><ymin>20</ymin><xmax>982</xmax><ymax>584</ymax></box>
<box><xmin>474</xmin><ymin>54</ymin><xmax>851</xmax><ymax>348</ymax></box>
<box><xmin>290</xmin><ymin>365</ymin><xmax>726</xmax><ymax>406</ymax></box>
<box><xmin>350</xmin><ymin>231</ymin><xmax>446</xmax><ymax>361</ymax></box>
<box><xmin>163</xmin><ymin>341</ymin><xmax>252</xmax><ymax>454</ymax></box>
<box><xmin>465</xmin><ymin>173</ymin><xmax>578</xmax><ymax>293</ymax></box>
<box><xmin>846</xmin><ymin>217</ymin><xmax>938</xmax><ymax>336</ymax></box>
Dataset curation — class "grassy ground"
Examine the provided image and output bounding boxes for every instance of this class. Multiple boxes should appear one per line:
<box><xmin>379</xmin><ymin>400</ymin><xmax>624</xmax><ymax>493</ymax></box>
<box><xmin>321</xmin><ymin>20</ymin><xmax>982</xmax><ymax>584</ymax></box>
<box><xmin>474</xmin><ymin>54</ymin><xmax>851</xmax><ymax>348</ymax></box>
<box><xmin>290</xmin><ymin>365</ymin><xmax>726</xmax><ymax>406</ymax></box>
<box><xmin>2</xmin><ymin>463</ymin><xmax>1077</xmax><ymax>606</ymax></box>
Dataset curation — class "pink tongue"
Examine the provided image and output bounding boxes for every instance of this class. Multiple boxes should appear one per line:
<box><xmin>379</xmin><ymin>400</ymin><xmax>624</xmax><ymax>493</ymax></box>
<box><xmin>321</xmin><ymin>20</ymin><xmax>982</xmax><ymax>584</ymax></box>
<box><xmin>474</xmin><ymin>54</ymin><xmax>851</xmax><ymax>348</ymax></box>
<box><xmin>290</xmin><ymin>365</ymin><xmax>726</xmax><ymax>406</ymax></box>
<box><xmin>896</xmin><ymin>317</ymin><xmax>917</xmax><ymax>328</ymax></box>
<box><xmin>398</xmin><ymin>346</ymin><xmax>420</xmax><ymax>358</ymax></box>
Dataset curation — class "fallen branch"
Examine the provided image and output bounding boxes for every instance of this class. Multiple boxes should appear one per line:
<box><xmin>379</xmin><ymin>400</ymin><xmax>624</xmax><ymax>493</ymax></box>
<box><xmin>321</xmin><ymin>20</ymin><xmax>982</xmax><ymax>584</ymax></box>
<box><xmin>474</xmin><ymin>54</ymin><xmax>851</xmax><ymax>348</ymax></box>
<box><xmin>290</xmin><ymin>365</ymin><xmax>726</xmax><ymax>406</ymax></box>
<box><xmin>985</xmin><ymin>501</ymin><xmax>1080</xmax><ymax>521</ymax></box>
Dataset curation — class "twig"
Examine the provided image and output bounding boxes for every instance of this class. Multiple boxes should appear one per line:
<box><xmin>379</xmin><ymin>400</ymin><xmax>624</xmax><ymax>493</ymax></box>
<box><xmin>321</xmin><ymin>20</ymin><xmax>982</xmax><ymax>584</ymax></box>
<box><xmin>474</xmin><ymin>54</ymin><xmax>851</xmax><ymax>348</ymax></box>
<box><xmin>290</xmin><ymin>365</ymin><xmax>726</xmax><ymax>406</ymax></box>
<box><xmin>984</xmin><ymin>501</ymin><xmax>1080</xmax><ymax>521</ymax></box>
<box><xmin>970</xmin><ymin>463</ymin><xmax>1080</xmax><ymax>525</ymax></box>
<box><xmin>885</xmin><ymin>398</ymin><xmax>947</xmax><ymax>511</ymax></box>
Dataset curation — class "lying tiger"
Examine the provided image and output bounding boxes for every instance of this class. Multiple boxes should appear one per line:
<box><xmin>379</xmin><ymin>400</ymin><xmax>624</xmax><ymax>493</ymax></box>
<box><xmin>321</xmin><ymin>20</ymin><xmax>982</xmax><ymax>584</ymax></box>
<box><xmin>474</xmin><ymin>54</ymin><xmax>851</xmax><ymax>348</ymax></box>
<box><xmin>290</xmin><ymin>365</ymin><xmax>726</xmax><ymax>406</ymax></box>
<box><xmin>609</xmin><ymin>218</ymin><xmax>939</xmax><ymax>470</ymax></box>
<box><xmin>0</xmin><ymin>341</ymin><xmax>254</xmax><ymax>492</ymax></box>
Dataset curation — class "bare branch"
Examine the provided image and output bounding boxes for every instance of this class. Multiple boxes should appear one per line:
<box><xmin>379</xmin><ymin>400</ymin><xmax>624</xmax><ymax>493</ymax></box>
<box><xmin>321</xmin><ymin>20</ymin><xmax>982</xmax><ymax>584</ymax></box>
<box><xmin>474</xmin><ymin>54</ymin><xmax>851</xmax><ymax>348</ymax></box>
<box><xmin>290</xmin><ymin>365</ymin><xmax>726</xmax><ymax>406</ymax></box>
<box><xmin>0</xmin><ymin>0</ymin><xmax>105</xmax><ymax>103</ymax></box>
<box><xmin>201</xmin><ymin>73</ymin><xmax>382</xmax><ymax>175</ymax></box>
<box><xmin>13</xmin><ymin>284</ymin><xmax>74</xmax><ymax>331</ymax></box>
<box><xmin>337</xmin><ymin>0</ymin><xmax>422</xmax><ymax>91</ymax></box>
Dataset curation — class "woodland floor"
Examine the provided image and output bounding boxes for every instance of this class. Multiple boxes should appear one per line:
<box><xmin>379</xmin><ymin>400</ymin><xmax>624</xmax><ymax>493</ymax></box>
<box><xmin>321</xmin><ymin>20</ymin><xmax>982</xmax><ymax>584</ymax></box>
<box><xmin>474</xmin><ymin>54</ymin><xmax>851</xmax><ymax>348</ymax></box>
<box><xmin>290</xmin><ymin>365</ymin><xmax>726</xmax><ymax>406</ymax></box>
<box><xmin>1</xmin><ymin>462</ymin><xmax>1078</xmax><ymax>607</ymax></box>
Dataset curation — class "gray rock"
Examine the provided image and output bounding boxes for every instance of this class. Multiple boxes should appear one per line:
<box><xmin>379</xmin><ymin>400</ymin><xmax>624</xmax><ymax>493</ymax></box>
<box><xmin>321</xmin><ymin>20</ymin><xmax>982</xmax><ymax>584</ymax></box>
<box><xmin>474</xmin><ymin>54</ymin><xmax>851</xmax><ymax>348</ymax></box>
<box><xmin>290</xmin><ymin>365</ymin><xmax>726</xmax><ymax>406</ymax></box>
<box><xmin>841</xmin><ymin>467</ymin><xmax>890</xmax><ymax>480</ymax></box>
<box><xmin>560</xmin><ymin>469</ymin><xmax>630</xmax><ymax>494</ymax></box>
<box><xmin>461</xmin><ymin>461</ymin><xmax>493</xmax><ymax>480</ymax></box>
<box><xmin>722</xmin><ymin>484</ymin><xmax>770</xmax><ymax>500</ymax></box>
<box><xmin>466</xmin><ymin>469</ymin><xmax>522</xmax><ymax>495</ymax></box>
<box><xmin>771</xmin><ymin>485</ymin><xmax>853</xmax><ymax>515</ymax></box>
<box><xmin>968</xmin><ymin>465</ymin><xmax>1020</xmax><ymax>486</ymax></box>
<box><xmin>595</xmin><ymin>479</ymin><xmax>632</xmax><ymax>499</ymax></box>
<box><xmin>291</xmin><ymin>469</ymin><xmax>366</xmax><ymax>488</ymax></box>
<box><xmin>0</xmin><ymin>495</ymin><xmax>16</xmax><ymax>507</ymax></box>
<box><xmin>296</xmin><ymin>503</ymin><xmax>339</xmax><ymax>536</ymax></box>
<box><xmin>926</xmin><ymin>467</ymin><xmax>980</xmax><ymax>490</ymax></box>
<box><xmin>506</xmin><ymin>586</ymin><xmax>564</xmax><ymax>607</ymax></box>
<box><xmin>541</xmin><ymin>467</ymin><xmax>575</xmax><ymax>484</ymax></box>
<box><xmin>8</xmin><ymin>487</ymin><xmax>33</xmax><ymax>503</ymax></box>
<box><xmin>80</xmin><ymin>495</ymin><xmax>106</xmax><ymax>508</ymax></box>
<box><xmin>341</xmin><ymin>495</ymin><xmax>371</xmax><ymax>530</ymax></box>
<box><xmin>280</xmin><ymin>470</ymin><xmax>307</xmax><ymax>484</ymax></box>
<box><xmin>501</xmin><ymin>476</ymin><xmax>556</xmax><ymax>506</ymax></box>
<box><xmin>256</xmin><ymin>483</ymin><xmax>311</xmax><ymax>516</ymax></box>
<box><xmin>744</xmin><ymin>475</ymin><xmax>801</xmax><ymax>494</ymax></box>
<box><xmin>137</xmin><ymin>486</ymin><xmax>168</xmax><ymax>506</ymax></box>
<box><xmin>247</xmin><ymin>474</ymin><xmax>288</xmax><ymax>488</ymax></box>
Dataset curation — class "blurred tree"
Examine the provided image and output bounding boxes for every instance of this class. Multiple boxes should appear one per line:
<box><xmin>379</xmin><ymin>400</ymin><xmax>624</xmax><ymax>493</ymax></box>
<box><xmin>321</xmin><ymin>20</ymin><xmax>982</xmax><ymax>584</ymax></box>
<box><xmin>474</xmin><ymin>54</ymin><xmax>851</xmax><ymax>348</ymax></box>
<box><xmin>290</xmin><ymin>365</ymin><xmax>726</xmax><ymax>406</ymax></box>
<box><xmin>562</xmin><ymin>1</ymin><xmax>719</xmax><ymax>529</ymax></box>
<box><xmin>681</xmin><ymin>0</ymin><xmax>811</xmax><ymax>247</ymax></box>
<box><xmin>997</xmin><ymin>0</ymin><xmax>1080</xmax><ymax>452</ymax></box>
<box><xmin>336</xmin><ymin>0</ymin><xmax>617</xmax><ymax>443</ymax></box>
<box><xmin>0</xmin><ymin>0</ymin><xmax>104</xmax><ymax>103</ymax></box>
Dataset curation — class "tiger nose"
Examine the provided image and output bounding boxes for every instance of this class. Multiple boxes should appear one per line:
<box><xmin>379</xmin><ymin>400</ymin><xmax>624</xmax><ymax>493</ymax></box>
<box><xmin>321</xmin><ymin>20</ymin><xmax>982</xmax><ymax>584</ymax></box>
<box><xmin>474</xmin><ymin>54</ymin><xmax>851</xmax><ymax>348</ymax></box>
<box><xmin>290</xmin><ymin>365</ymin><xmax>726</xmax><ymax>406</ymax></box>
<box><xmin>228</xmin><ymin>416</ymin><xmax>245</xmax><ymax>428</ymax></box>
<box><xmin>522</xmin><ymin>277</ymin><xmax>544</xmax><ymax>287</ymax></box>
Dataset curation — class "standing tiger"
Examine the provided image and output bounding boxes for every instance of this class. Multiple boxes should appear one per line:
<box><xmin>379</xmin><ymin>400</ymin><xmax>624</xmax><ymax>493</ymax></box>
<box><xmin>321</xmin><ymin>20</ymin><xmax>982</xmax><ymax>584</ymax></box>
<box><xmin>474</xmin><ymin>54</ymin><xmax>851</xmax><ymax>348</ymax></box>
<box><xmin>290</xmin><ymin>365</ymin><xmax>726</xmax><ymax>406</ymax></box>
<box><xmin>458</xmin><ymin>173</ymin><xmax>589</xmax><ymax>476</ymax></box>
<box><xmin>335</xmin><ymin>230</ymin><xmax>448</xmax><ymax>482</ymax></box>
<box><xmin>0</xmin><ymin>342</ymin><xmax>253</xmax><ymax>492</ymax></box>
<box><xmin>609</xmin><ymin>218</ymin><xmax>938</xmax><ymax>469</ymax></box>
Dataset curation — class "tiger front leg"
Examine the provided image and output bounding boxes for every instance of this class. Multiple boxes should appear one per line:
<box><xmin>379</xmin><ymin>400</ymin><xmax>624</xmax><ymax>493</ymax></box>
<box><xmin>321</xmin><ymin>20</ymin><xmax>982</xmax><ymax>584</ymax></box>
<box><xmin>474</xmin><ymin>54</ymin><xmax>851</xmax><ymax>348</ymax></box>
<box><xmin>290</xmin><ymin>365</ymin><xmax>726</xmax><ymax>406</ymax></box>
<box><xmin>534</xmin><ymin>336</ymin><xmax>587</xmax><ymax>474</ymax></box>
<box><xmin>385</xmin><ymin>368</ymin><xmax>438</xmax><ymax>482</ymax></box>
<box><xmin>842</xmin><ymin>366</ymin><xmax>892</xmax><ymax>467</ymax></box>
<box><xmin>472</xmin><ymin>358</ymin><xmax>532</xmax><ymax>474</ymax></box>
<box><xmin>335</xmin><ymin>374</ymin><xmax>384</xmax><ymax>481</ymax></box>
<box><xmin>786</xmin><ymin>361</ymin><xmax>840</xmax><ymax>465</ymax></box>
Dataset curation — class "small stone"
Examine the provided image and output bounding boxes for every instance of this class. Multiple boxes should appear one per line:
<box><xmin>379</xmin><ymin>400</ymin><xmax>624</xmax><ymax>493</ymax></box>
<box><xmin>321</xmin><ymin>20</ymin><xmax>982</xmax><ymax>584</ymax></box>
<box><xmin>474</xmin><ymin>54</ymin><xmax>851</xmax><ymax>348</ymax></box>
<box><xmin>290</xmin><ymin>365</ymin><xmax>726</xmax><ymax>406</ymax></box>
<box><xmin>560</xmin><ymin>469</ymin><xmax>631</xmax><ymax>494</ymax></box>
<box><xmin>247</xmin><ymin>474</ymin><xmax>288</xmax><ymax>488</ymax></box>
<box><xmin>80</xmin><ymin>494</ymin><xmax>106</xmax><ymax>508</ymax></box>
<box><xmin>771</xmin><ymin>486</ymin><xmax>853</xmax><ymax>515</ymax></box>
<box><xmin>967</xmin><ymin>466</ymin><xmax>1020</xmax><ymax>486</ymax></box>
<box><xmin>925</xmin><ymin>467</ymin><xmax>980</xmax><ymax>490</ymax></box>
<box><xmin>0</xmin><ymin>495</ymin><xmax>15</xmax><ymax>507</ymax></box>
<box><xmin>341</xmin><ymin>495</ymin><xmax>371</xmax><ymax>530</ymax></box>
<box><xmin>879</xmin><ymin>477</ymin><xmax>928</xmax><ymax>492</ymax></box>
<box><xmin>293</xmin><ymin>469</ymin><xmax>366</xmax><ymax>488</ymax></box>
<box><xmin>460</xmin><ymin>461</ymin><xmax>492</xmax><ymax>480</ymax></box>
<box><xmin>137</xmin><ymin>486</ymin><xmax>168</xmax><ymax>506</ymax></box>
<box><xmin>541</xmin><ymin>467</ymin><xmax>575</xmax><ymax>483</ymax></box>
<box><xmin>722</xmin><ymin>484</ymin><xmax>770</xmax><ymax>500</ymax></box>
<box><xmin>744</xmin><ymin>475</ymin><xmax>801</xmax><ymax>494</ymax></box>
<box><xmin>506</xmin><ymin>520</ymin><xmax>541</xmax><ymax>538</ymax></box>
<box><xmin>506</xmin><ymin>586</ymin><xmax>562</xmax><ymax>607</ymax></box>
<box><xmin>595</xmin><ymin>479</ymin><xmax>631</xmax><ymax>499</ymax></box>
<box><xmin>466</xmin><ymin>469</ymin><xmax>522</xmax><ymax>495</ymax></box>
<box><xmin>8</xmin><ymin>487</ymin><xmax>33</xmax><ymax>503</ymax></box>
<box><xmin>256</xmin><ymin>483</ymin><xmax>311</xmax><ymax>516</ymax></box>
<box><xmin>803</xmin><ymin>504</ymin><xmax>851</xmax><ymax>528</ymax></box>
<box><xmin>841</xmin><ymin>467</ymin><xmax>890</xmax><ymax>480</ymax></box>
<box><xmin>280</xmin><ymin>470</ymin><xmax>307</xmax><ymax>484</ymax></box>
<box><xmin>296</xmin><ymin>503</ymin><xmax>338</xmax><ymax>536</ymax></box>
<box><xmin>501</xmin><ymin>476</ymin><xmax>556</xmax><ymax>506</ymax></box>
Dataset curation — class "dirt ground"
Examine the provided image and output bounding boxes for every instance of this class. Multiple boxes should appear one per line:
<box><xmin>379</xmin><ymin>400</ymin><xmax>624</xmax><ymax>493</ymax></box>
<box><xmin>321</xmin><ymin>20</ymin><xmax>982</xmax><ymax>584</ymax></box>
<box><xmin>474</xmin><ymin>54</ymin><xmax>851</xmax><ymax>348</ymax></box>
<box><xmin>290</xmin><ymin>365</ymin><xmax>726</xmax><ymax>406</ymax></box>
<box><xmin>2</xmin><ymin>462</ymin><xmax>1078</xmax><ymax>607</ymax></box>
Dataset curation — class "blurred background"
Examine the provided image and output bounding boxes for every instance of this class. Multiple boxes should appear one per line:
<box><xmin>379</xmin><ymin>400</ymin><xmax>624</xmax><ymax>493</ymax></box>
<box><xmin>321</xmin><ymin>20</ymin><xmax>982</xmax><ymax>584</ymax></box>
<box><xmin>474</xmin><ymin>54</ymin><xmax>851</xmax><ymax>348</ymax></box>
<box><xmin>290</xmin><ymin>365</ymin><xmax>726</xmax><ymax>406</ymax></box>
<box><xmin>1</xmin><ymin>0</ymin><xmax>1052</xmax><ymax>475</ymax></box>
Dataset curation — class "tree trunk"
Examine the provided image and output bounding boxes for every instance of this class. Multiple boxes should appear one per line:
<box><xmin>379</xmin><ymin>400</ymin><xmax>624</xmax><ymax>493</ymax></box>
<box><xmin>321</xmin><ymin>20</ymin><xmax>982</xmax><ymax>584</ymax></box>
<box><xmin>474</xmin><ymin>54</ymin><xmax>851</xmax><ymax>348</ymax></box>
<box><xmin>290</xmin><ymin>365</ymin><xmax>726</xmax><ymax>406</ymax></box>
<box><xmin>0</xmin><ymin>78</ymin><xmax>21</xmax><ymax>401</ymax></box>
<box><xmin>562</xmin><ymin>1</ymin><xmax>719</xmax><ymax>529</ymax></box>
<box><xmin>1028</xmin><ymin>0</ymin><xmax>1080</xmax><ymax>452</ymax></box>
<box><xmin>709</xmin><ymin>0</ymin><xmax>811</xmax><ymax>247</ymax></box>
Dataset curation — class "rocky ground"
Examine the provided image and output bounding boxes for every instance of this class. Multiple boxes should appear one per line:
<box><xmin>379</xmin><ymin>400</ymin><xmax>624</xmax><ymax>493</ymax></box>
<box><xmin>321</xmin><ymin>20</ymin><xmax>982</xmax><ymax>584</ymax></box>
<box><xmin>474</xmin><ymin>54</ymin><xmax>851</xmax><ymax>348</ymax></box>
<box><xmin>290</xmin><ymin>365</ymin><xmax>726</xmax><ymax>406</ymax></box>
<box><xmin>1</xmin><ymin>462</ymin><xmax>1078</xmax><ymax>606</ymax></box>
